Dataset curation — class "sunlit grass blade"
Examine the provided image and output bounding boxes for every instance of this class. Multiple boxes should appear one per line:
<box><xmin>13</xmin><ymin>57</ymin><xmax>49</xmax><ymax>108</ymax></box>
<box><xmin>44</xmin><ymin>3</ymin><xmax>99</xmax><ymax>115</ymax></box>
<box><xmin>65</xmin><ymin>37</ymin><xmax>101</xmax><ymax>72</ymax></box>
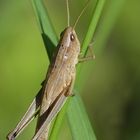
<box><xmin>32</xmin><ymin>0</ymin><xmax>58</xmax><ymax>59</ymax></box>
<box><xmin>81</xmin><ymin>0</ymin><xmax>106</xmax><ymax>55</ymax></box>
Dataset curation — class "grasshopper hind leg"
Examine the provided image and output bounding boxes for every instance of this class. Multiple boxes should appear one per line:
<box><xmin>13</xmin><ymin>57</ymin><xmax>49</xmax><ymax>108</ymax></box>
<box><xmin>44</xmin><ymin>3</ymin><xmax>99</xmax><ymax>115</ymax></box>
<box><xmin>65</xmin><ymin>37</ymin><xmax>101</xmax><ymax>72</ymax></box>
<box><xmin>6</xmin><ymin>88</ymin><xmax>43</xmax><ymax>140</ymax></box>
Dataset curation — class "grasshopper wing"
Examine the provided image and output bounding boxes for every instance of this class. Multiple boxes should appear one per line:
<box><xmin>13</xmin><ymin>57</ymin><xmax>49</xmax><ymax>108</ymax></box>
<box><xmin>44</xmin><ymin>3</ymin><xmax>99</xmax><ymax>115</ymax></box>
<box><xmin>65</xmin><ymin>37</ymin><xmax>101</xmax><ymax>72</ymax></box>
<box><xmin>32</xmin><ymin>79</ymin><xmax>74</xmax><ymax>140</ymax></box>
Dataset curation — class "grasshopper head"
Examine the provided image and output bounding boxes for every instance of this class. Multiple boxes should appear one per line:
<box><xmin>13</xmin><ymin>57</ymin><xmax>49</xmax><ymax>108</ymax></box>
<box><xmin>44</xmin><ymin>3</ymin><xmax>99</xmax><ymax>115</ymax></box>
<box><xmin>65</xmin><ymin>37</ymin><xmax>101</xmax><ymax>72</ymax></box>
<box><xmin>59</xmin><ymin>27</ymin><xmax>80</xmax><ymax>51</ymax></box>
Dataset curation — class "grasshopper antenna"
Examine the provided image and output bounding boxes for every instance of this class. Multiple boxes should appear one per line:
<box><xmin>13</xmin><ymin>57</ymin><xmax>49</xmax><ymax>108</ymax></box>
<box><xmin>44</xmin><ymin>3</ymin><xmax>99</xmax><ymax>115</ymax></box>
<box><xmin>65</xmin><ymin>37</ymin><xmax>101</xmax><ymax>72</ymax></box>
<box><xmin>73</xmin><ymin>0</ymin><xmax>90</xmax><ymax>29</ymax></box>
<box><xmin>66</xmin><ymin>0</ymin><xmax>70</xmax><ymax>27</ymax></box>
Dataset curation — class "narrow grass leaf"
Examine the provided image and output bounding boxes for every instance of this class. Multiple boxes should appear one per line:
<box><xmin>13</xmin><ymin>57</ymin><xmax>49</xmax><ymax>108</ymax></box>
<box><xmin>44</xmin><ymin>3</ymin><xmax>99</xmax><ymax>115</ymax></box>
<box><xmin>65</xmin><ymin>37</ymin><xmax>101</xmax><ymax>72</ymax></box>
<box><xmin>81</xmin><ymin>0</ymin><xmax>106</xmax><ymax>55</ymax></box>
<box><xmin>67</xmin><ymin>94</ymin><xmax>97</xmax><ymax>140</ymax></box>
<box><xmin>32</xmin><ymin>0</ymin><xmax>58</xmax><ymax>59</ymax></box>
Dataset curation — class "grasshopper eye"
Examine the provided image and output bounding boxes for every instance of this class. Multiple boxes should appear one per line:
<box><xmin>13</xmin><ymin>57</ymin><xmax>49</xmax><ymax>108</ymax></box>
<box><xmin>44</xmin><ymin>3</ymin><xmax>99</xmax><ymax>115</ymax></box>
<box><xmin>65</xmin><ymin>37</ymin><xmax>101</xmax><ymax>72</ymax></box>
<box><xmin>70</xmin><ymin>34</ymin><xmax>75</xmax><ymax>41</ymax></box>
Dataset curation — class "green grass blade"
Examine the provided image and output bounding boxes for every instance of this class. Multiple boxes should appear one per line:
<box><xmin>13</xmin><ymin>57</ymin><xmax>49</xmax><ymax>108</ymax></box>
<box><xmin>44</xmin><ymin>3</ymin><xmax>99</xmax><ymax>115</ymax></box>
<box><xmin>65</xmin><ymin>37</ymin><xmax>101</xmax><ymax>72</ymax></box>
<box><xmin>67</xmin><ymin>94</ymin><xmax>97</xmax><ymax>140</ymax></box>
<box><xmin>32</xmin><ymin>0</ymin><xmax>101</xmax><ymax>140</ymax></box>
<box><xmin>81</xmin><ymin>0</ymin><xmax>106</xmax><ymax>55</ymax></box>
<box><xmin>32</xmin><ymin>0</ymin><xmax>58</xmax><ymax>60</ymax></box>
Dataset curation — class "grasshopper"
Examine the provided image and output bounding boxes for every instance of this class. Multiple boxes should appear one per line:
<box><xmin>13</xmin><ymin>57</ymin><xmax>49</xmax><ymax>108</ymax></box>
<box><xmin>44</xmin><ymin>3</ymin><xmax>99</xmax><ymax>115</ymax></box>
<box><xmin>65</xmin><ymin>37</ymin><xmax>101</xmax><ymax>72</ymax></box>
<box><xmin>7</xmin><ymin>0</ymin><xmax>92</xmax><ymax>139</ymax></box>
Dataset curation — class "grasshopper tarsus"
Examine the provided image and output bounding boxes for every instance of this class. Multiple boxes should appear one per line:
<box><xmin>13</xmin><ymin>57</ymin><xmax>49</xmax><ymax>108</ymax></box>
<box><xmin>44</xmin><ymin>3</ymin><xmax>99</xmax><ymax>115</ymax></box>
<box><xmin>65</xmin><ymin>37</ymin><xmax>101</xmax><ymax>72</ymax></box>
<box><xmin>7</xmin><ymin>132</ymin><xmax>16</xmax><ymax>140</ymax></box>
<box><xmin>78</xmin><ymin>43</ymin><xmax>95</xmax><ymax>63</ymax></box>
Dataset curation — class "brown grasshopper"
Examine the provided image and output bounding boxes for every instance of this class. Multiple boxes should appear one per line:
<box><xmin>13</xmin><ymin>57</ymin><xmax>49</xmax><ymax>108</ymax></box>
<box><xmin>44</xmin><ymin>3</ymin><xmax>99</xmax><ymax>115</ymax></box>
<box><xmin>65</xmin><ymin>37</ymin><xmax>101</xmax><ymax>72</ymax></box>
<box><xmin>7</xmin><ymin>0</ymin><xmax>92</xmax><ymax>139</ymax></box>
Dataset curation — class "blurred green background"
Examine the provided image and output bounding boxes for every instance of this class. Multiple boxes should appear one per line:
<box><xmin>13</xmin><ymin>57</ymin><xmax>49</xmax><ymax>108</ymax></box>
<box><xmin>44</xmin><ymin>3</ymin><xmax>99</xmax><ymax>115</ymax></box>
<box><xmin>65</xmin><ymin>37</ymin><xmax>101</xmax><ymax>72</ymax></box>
<box><xmin>0</xmin><ymin>0</ymin><xmax>140</xmax><ymax>140</ymax></box>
